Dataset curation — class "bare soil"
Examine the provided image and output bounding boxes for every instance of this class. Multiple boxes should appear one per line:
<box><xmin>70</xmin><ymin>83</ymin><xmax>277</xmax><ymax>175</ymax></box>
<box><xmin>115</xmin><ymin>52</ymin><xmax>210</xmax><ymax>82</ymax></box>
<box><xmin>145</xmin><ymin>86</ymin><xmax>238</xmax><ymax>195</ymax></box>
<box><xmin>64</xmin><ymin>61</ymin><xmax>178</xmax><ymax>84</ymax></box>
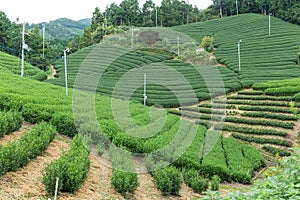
<box><xmin>0</xmin><ymin>122</ymin><xmax>32</xmax><ymax>145</ymax></box>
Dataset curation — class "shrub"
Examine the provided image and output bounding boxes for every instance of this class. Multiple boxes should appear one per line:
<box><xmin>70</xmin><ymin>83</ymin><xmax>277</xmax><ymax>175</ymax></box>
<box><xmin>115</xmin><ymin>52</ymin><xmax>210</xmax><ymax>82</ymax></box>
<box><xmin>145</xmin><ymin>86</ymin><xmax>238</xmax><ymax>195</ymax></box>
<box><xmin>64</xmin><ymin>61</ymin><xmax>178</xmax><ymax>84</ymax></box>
<box><xmin>0</xmin><ymin>110</ymin><xmax>23</xmax><ymax>136</ymax></box>
<box><xmin>51</xmin><ymin>112</ymin><xmax>77</xmax><ymax>137</ymax></box>
<box><xmin>183</xmin><ymin>168</ymin><xmax>209</xmax><ymax>194</ymax></box>
<box><xmin>232</xmin><ymin>133</ymin><xmax>291</xmax><ymax>147</ymax></box>
<box><xmin>153</xmin><ymin>166</ymin><xmax>182</xmax><ymax>196</ymax></box>
<box><xmin>262</xmin><ymin>146</ymin><xmax>291</xmax><ymax>156</ymax></box>
<box><xmin>0</xmin><ymin>122</ymin><xmax>56</xmax><ymax>175</ymax></box>
<box><xmin>201</xmin><ymin>36</ymin><xmax>214</xmax><ymax>52</ymax></box>
<box><xmin>42</xmin><ymin>135</ymin><xmax>90</xmax><ymax>194</ymax></box>
<box><xmin>111</xmin><ymin>170</ymin><xmax>138</xmax><ymax>196</ymax></box>
<box><xmin>211</xmin><ymin>175</ymin><xmax>221</xmax><ymax>191</ymax></box>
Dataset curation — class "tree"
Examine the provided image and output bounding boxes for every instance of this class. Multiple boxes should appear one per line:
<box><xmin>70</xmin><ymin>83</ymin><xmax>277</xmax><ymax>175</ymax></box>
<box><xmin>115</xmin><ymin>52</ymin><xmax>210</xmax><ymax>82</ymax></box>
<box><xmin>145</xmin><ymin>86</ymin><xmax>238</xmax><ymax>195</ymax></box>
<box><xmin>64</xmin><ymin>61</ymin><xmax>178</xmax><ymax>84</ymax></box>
<box><xmin>142</xmin><ymin>0</ymin><xmax>155</xmax><ymax>26</ymax></box>
<box><xmin>91</xmin><ymin>7</ymin><xmax>104</xmax><ymax>32</ymax></box>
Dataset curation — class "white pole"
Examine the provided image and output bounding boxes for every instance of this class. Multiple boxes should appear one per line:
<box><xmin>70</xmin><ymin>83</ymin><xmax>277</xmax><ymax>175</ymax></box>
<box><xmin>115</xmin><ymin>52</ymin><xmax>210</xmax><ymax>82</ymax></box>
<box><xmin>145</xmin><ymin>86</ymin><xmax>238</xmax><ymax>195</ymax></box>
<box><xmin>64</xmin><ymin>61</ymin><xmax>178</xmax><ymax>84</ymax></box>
<box><xmin>42</xmin><ymin>24</ymin><xmax>45</xmax><ymax>58</ymax></box>
<box><xmin>131</xmin><ymin>26</ymin><xmax>134</xmax><ymax>49</ymax></box>
<box><xmin>238</xmin><ymin>39</ymin><xmax>242</xmax><ymax>72</ymax></box>
<box><xmin>143</xmin><ymin>73</ymin><xmax>147</xmax><ymax>106</ymax></box>
<box><xmin>64</xmin><ymin>49</ymin><xmax>69</xmax><ymax>96</ymax></box>
<box><xmin>236</xmin><ymin>0</ymin><xmax>238</xmax><ymax>15</ymax></box>
<box><xmin>177</xmin><ymin>37</ymin><xmax>180</xmax><ymax>56</ymax></box>
<box><xmin>156</xmin><ymin>8</ymin><xmax>158</xmax><ymax>27</ymax></box>
<box><xmin>54</xmin><ymin>177</ymin><xmax>59</xmax><ymax>200</ymax></box>
<box><xmin>102</xmin><ymin>22</ymin><xmax>105</xmax><ymax>43</ymax></box>
<box><xmin>269</xmin><ymin>13</ymin><xmax>272</xmax><ymax>36</ymax></box>
<box><xmin>21</xmin><ymin>22</ymin><xmax>25</xmax><ymax>77</ymax></box>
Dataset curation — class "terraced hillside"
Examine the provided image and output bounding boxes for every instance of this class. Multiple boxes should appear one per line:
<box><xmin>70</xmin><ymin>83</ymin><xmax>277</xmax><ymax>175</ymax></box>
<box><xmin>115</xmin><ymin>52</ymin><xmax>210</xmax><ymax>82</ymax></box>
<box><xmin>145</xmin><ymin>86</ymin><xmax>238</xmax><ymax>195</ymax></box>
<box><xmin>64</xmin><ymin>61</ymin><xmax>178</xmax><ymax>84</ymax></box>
<box><xmin>46</xmin><ymin>44</ymin><xmax>241</xmax><ymax>107</ymax></box>
<box><xmin>174</xmin><ymin>13</ymin><xmax>300</xmax><ymax>86</ymax></box>
<box><xmin>47</xmin><ymin>14</ymin><xmax>300</xmax><ymax>107</ymax></box>
<box><xmin>175</xmin><ymin>79</ymin><xmax>300</xmax><ymax>157</ymax></box>
<box><xmin>0</xmin><ymin>67</ymin><xmax>266</xmax><ymax>198</ymax></box>
<box><xmin>0</xmin><ymin>51</ymin><xmax>47</xmax><ymax>81</ymax></box>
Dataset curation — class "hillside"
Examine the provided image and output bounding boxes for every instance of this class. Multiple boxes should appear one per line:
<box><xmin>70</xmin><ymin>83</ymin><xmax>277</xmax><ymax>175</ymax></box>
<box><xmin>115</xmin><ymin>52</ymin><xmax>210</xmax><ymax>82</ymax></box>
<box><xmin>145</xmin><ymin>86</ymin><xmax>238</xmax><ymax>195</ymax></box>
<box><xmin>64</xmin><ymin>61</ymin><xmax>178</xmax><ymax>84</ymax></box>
<box><xmin>0</xmin><ymin>51</ymin><xmax>47</xmax><ymax>81</ymax></box>
<box><xmin>173</xmin><ymin>13</ymin><xmax>300</xmax><ymax>86</ymax></box>
<box><xmin>47</xmin><ymin>14</ymin><xmax>300</xmax><ymax>107</ymax></box>
<box><xmin>29</xmin><ymin>18</ymin><xmax>91</xmax><ymax>39</ymax></box>
<box><xmin>0</xmin><ymin>65</ymin><xmax>266</xmax><ymax>198</ymax></box>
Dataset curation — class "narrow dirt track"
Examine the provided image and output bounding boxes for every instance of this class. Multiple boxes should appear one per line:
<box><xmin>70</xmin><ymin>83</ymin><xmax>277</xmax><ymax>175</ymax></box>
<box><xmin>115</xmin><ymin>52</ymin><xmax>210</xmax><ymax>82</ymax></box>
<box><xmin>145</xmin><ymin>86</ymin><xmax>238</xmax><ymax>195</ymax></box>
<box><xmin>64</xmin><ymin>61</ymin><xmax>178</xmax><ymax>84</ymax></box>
<box><xmin>0</xmin><ymin>122</ymin><xmax>32</xmax><ymax>146</ymax></box>
<box><xmin>0</xmin><ymin>135</ymin><xmax>71</xmax><ymax>200</ymax></box>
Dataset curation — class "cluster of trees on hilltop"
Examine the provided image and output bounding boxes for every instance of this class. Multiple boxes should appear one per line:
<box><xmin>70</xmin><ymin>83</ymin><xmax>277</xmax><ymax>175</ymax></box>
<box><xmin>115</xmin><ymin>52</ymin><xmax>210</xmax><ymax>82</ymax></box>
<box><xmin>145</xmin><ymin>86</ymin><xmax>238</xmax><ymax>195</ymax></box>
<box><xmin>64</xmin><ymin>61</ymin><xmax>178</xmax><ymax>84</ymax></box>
<box><xmin>103</xmin><ymin>0</ymin><xmax>216</xmax><ymax>27</ymax></box>
<box><xmin>212</xmin><ymin>0</ymin><xmax>300</xmax><ymax>24</ymax></box>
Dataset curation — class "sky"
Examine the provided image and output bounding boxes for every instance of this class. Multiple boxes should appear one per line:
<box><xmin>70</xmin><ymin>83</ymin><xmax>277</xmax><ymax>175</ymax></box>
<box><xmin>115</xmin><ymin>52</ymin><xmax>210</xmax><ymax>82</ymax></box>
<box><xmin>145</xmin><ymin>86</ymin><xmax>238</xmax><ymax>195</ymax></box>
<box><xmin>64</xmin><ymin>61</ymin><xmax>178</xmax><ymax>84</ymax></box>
<box><xmin>0</xmin><ymin>0</ymin><xmax>213</xmax><ymax>24</ymax></box>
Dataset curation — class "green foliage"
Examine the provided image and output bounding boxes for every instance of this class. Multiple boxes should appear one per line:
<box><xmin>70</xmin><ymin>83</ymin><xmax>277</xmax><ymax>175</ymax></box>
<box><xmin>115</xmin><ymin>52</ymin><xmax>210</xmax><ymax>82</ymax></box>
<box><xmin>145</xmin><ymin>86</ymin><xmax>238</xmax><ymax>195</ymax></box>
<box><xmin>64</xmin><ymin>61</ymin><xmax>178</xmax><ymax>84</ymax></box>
<box><xmin>182</xmin><ymin>168</ymin><xmax>209</xmax><ymax>194</ymax></box>
<box><xmin>262</xmin><ymin>145</ymin><xmax>291</xmax><ymax>157</ymax></box>
<box><xmin>201</xmin><ymin>36</ymin><xmax>214</xmax><ymax>52</ymax></box>
<box><xmin>153</xmin><ymin>166</ymin><xmax>182</xmax><ymax>196</ymax></box>
<box><xmin>0</xmin><ymin>122</ymin><xmax>56</xmax><ymax>176</ymax></box>
<box><xmin>51</xmin><ymin>113</ymin><xmax>77</xmax><ymax>137</ymax></box>
<box><xmin>211</xmin><ymin>175</ymin><xmax>221</xmax><ymax>191</ymax></box>
<box><xmin>232</xmin><ymin>133</ymin><xmax>291</xmax><ymax>147</ymax></box>
<box><xmin>111</xmin><ymin>170</ymin><xmax>138</xmax><ymax>197</ymax></box>
<box><xmin>42</xmin><ymin>135</ymin><xmax>90</xmax><ymax>195</ymax></box>
<box><xmin>0</xmin><ymin>110</ymin><xmax>23</xmax><ymax>136</ymax></box>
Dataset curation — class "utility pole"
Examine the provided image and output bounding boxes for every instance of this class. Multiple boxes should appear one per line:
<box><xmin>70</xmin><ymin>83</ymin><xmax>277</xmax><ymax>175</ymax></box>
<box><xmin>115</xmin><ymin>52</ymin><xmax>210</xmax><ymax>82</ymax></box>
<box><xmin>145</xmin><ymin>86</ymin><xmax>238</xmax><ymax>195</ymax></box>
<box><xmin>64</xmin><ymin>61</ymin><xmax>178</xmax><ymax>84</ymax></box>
<box><xmin>42</xmin><ymin>24</ymin><xmax>45</xmax><ymax>58</ymax></box>
<box><xmin>269</xmin><ymin>13</ymin><xmax>272</xmax><ymax>36</ymax></box>
<box><xmin>238</xmin><ymin>39</ymin><xmax>242</xmax><ymax>72</ymax></box>
<box><xmin>21</xmin><ymin>22</ymin><xmax>25</xmax><ymax>77</ymax></box>
<box><xmin>63</xmin><ymin>48</ymin><xmax>71</xmax><ymax>96</ymax></box>
<box><xmin>156</xmin><ymin>8</ymin><xmax>158</xmax><ymax>27</ymax></box>
<box><xmin>177</xmin><ymin>37</ymin><xmax>180</xmax><ymax>56</ymax></box>
<box><xmin>236</xmin><ymin>0</ymin><xmax>238</xmax><ymax>15</ymax></box>
<box><xmin>143</xmin><ymin>73</ymin><xmax>147</xmax><ymax>106</ymax></box>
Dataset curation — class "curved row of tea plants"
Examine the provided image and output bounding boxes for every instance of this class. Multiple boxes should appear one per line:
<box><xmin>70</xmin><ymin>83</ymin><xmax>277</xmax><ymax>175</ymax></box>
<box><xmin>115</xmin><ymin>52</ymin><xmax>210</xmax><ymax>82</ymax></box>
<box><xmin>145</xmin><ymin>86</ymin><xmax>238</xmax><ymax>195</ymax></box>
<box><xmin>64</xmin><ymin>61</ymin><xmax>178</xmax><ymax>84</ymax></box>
<box><xmin>0</xmin><ymin>110</ymin><xmax>23</xmax><ymax>137</ymax></box>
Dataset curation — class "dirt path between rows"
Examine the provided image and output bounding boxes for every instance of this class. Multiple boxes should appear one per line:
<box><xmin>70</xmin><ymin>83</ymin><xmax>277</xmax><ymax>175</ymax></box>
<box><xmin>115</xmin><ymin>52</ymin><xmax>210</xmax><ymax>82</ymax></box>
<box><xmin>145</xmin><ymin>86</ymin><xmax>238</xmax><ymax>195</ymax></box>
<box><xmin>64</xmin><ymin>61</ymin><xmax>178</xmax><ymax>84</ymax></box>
<box><xmin>0</xmin><ymin>122</ymin><xmax>32</xmax><ymax>146</ymax></box>
<box><xmin>0</xmin><ymin>135</ymin><xmax>71</xmax><ymax>200</ymax></box>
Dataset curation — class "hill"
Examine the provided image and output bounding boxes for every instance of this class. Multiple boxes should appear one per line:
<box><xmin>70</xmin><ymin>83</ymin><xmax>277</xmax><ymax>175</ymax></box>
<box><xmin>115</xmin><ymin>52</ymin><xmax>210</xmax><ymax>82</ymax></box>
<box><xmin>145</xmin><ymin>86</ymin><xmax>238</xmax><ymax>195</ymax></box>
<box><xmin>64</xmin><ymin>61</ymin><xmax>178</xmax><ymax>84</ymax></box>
<box><xmin>173</xmin><ymin>13</ymin><xmax>300</xmax><ymax>86</ymax></box>
<box><xmin>0</xmin><ymin>65</ymin><xmax>265</xmax><ymax>198</ymax></box>
<box><xmin>28</xmin><ymin>18</ymin><xmax>91</xmax><ymax>39</ymax></box>
<box><xmin>0</xmin><ymin>51</ymin><xmax>47</xmax><ymax>81</ymax></box>
<box><xmin>47</xmin><ymin>14</ymin><xmax>300</xmax><ymax>107</ymax></box>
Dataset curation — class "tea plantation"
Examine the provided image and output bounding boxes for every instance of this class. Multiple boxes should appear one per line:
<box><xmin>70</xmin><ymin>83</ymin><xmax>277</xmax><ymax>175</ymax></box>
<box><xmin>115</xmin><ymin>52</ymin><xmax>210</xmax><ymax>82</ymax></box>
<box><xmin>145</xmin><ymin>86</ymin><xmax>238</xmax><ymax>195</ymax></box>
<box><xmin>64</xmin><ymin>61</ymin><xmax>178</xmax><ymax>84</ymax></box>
<box><xmin>0</xmin><ymin>13</ymin><xmax>299</xmax><ymax>199</ymax></box>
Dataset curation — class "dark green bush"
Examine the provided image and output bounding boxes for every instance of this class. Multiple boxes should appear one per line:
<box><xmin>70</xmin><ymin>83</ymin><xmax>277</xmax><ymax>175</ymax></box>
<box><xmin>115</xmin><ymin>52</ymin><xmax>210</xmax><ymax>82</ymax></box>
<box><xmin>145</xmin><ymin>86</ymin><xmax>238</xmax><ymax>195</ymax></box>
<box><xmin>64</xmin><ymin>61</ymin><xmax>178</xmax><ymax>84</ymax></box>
<box><xmin>0</xmin><ymin>122</ymin><xmax>56</xmax><ymax>176</ymax></box>
<box><xmin>22</xmin><ymin>103</ymin><xmax>53</xmax><ymax>123</ymax></box>
<box><xmin>153</xmin><ymin>166</ymin><xmax>182</xmax><ymax>196</ymax></box>
<box><xmin>0</xmin><ymin>110</ymin><xmax>23</xmax><ymax>136</ymax></box>
<box><xmin>111</xmin><ymin>170</ymin><xmax>138</xmax><ymax>196</ymax></box>
<box><xmin>211</xmin><ymin>175</ymin><xmax>221</xmax><ymax>191</ymax></box>
<box><xmin>262</xmin><ymin>146</ymin><xmax>291</xmax><ymax>156</ymax></box>
<box><xmin>182</xmin><ymin>168</ymin><xmax>209</xmax><ymax>194</ymax></box>
<box><xmin>51</xmin><ymin>112</ymin><xmax>77</xmax><ymax>137</ymax></box>
<box><xmin>232</xmin><ymin>133</ymin><xmax>291</xmax><ymax>147</ymax></box>
<box><xmin>42</xmin><ymin>135</ymin><xmax>90</xmax><ymax>195</ymax></box>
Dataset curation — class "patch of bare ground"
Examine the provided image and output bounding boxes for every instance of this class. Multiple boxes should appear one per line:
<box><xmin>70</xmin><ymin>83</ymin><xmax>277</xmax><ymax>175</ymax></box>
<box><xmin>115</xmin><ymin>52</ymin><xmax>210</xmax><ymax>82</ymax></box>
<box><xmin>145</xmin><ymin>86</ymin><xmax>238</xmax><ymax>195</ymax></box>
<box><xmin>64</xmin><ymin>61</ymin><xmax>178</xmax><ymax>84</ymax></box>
<box><xmin>0</xmin><ymin>135</ymin><xmax>71</xmax><ymax>200</ymax></box>
<box><xmin>0</xmin><ymin>121</ymin><xmax>32</xmax><ymax>145</ymax></box>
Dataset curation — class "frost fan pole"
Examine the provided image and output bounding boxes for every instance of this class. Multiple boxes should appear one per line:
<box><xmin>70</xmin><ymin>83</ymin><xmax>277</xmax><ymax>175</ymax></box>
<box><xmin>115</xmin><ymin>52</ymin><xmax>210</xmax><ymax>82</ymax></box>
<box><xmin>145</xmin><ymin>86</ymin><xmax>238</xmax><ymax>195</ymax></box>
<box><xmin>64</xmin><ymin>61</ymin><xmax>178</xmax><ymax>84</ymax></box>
<box><xmin>54</xmin><ymin>177</ymin><xmax>59</xmax><ymax>200</ymax></box>
<box><xmin>63</xmin><ymin>48</ymin><xmax>70</xmax><ymax>96</ymax></box>
<box><xmin>21</xmin><ymin>22</ymin><xmax>25</xmax><ymax>77</ymax></box>
<box><xmin>143</xmin><ymin>73</ymin><xmax>147</xmax><ymax>106</ymax></box>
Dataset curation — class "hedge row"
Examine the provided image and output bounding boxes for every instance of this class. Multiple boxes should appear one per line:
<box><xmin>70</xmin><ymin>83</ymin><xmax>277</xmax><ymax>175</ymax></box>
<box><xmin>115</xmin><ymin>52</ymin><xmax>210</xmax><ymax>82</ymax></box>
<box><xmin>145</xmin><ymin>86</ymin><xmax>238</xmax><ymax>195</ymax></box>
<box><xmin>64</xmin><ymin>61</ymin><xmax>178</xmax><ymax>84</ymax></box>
<box><xmin>241</xmin><ymin>112</ymin><xmax>298</xmax><ymax>121</ymax></box>
<box><xmin>265</xmin><ymin>86</ymin><xmax>300</xmax><ymax>96</ymax></box>
<box><xmin>237</xmin><ymin>91</ymin><xmax>264</xmax><ymax>95</ymax></box>
<box><xmin>0</xmin><ymin>122</ymin><xmax>56</xmax><ymax>176</ymax></box>
<box><xmin>262</xmin><ymin>145</ymin><xmax>291</xmax><ymax>156</ymax></box>
<box><xmin>232</xmin><ymin>133</ymin><xmax>291</xmax><ymax>147</ymax></box>
<box><xmin>42</xmin><ymin>135</ymin><xmax>90</xmax><ymax>195</ymax></box>
<box><xmin>228</xmin><ymin>95</ymin><xmax>292</xmax><ymax>101</ymax></box>
<box><xmin>239</xmin><ymin>105</ymin><xmax>294</xmax><ymax>114</ymax></box>
<box><xmin>218</xmin><ymin>99</ymin><xmax>291</xmax><ymax>107</ymax></box>
<box><xmin>153</xmin><ymin>166</ymin><xmax>182</xmax><ymax>196</ymax></box>
<box><xmin>198</xmin><ymin>103</ymin><xmax>236</xmax><ymax>109</ymax></box>
<box><xmin>180</xmin><ymin>107</ymin><xmax>225</xmax><ymax>115</ymax></box>
<box><xmin>215</xmin><ymin>124</ymin><xmax>287</xmax><ymax>137</ymax></box>
<box><xmin>182</xmin><ymin>168</ymin><xmax>208</xmax><ymax>194</ymax></box>
<box><xmin>110</xmin><ymin>146</ymin><xmax>138</xmax><ymax>197</ymax></box>
<box><xmin>225</xmin><ymin>116</ymin><xmax>294</xmax><ymax>129</ymax></box>
<box><xmin>0</xmin><ymin>110</ymin><xmax>23</xmax><ymax>137</ymax></box>
<box><xmin>223</xmin><ymin>138</ymin><xmax>254</xmax><ymax>184</ymax></box>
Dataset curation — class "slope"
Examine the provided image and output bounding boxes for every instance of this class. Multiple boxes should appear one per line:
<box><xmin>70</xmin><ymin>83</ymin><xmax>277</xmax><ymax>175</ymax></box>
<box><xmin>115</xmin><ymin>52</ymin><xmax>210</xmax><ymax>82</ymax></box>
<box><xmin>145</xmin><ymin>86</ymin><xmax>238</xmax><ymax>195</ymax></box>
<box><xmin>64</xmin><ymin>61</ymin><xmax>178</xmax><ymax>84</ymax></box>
<box><xmin>173</xmin><ymin>13</ymin><xmax>300</xmax><ymax>86</ymax></box>
<box><xmin>0</xmin><ymin>51</ymin><xmax>47</xmax><ymax>81</ymax></box>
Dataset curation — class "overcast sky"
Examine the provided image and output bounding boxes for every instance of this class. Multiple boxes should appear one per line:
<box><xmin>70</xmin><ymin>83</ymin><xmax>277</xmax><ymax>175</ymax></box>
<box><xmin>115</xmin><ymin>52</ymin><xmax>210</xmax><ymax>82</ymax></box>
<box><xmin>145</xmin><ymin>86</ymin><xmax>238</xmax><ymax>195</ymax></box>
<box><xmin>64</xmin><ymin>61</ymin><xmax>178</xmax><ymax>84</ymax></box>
<box><xmin>0</xmin><ymin>0</ymin><xmax>213</xmax><ymax>24</ymax></box>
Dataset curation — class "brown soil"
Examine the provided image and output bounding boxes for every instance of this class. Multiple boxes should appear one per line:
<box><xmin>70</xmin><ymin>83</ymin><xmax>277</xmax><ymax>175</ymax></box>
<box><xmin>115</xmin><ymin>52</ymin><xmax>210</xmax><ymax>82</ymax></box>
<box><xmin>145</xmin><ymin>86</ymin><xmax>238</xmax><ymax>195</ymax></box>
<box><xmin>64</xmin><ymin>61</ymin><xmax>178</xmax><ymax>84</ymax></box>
<box><xmin>0</xmin><ymin>135</ymin><xmax>71</xmax><ymax>200</ymax></box>
<box><xmin>0</xmin><ymin>121</ymin><xmax>32</xmax><ymax>145</ymax></box>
